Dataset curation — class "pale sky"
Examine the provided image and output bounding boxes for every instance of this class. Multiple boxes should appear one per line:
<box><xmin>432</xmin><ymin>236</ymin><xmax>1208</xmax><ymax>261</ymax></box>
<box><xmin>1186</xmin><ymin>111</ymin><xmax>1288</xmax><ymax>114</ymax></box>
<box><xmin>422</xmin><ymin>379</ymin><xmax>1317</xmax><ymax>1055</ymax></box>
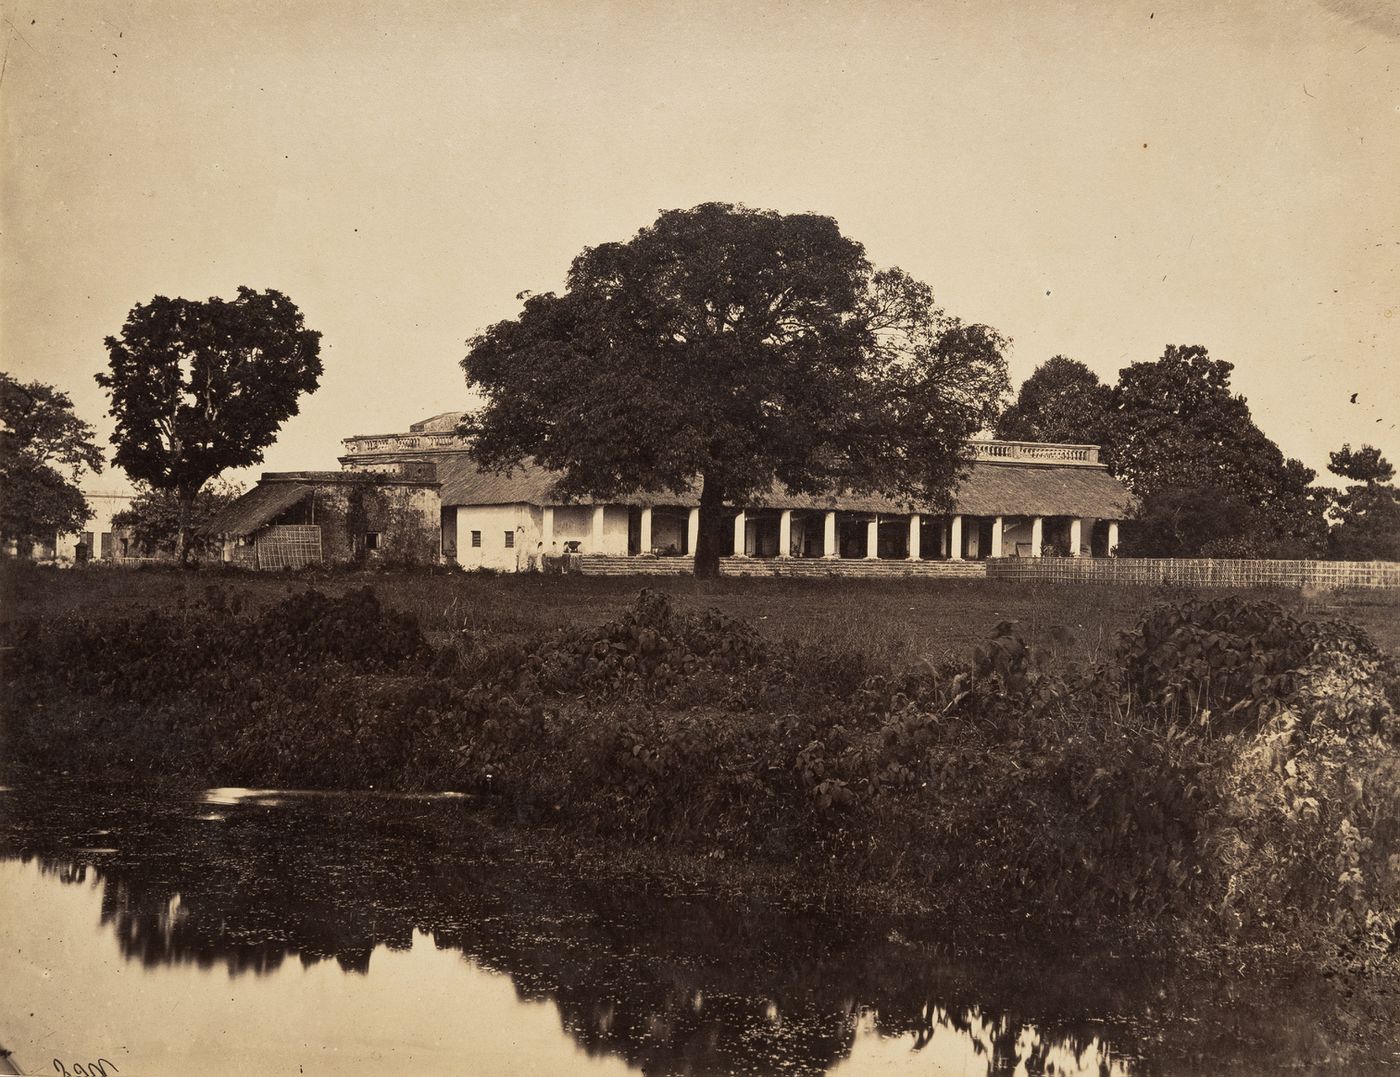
<box><xmin>3</xmin><ymin>0</ymin><xmax>1397</xmax><ymax>493</ymax></box>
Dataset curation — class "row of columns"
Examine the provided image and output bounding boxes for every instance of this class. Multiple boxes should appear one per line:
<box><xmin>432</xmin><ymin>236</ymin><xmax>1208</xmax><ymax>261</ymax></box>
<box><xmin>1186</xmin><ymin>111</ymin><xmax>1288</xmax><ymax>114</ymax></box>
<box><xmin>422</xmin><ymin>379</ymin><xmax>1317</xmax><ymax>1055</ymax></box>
<box><xmin>543</xmin><ymin>504</ymin><xmax>1120</xmax><ymax>559</ymax></box>
<box><xmin>544</xmin><ymin>505</ymin><xmax>702</xmax><ymax>553</ymax></box>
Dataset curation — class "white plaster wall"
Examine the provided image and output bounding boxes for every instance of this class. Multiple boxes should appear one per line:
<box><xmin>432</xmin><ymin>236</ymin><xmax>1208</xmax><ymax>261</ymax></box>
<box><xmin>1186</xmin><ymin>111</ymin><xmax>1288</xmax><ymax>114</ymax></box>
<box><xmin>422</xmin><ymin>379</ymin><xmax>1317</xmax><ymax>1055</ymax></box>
<box><xmin>549</xmin><ymin>506</ymin><xmax>593</xmax><ymax>553</ymax></box>
<box><xmin>454</xmin><ymin>504</ymin><xmax>542</xmax><ymax>571</ymax></box>
<box><xmin>540</xmin><ymin>504</ymin><xmax>628</xmax><ymax>555</ymax></box>
<box><xmin>58</xmin><ymin>488</ymin><xmax>136</xmax><ymax>560</ymax></box>
<box><xmin>600</xmin><ymin>507</ymin><xmax>630</xmax><ymax>555</ymax></box>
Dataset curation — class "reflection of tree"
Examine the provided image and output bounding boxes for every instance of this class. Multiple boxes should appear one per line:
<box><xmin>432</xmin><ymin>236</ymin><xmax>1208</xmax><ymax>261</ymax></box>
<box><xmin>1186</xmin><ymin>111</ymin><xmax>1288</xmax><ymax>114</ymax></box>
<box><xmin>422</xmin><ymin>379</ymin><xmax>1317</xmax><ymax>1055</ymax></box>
<box><xmin>4</xmin><ymin>793</ymin><xmax>1337</xmax><ymax>1076</ymax></box>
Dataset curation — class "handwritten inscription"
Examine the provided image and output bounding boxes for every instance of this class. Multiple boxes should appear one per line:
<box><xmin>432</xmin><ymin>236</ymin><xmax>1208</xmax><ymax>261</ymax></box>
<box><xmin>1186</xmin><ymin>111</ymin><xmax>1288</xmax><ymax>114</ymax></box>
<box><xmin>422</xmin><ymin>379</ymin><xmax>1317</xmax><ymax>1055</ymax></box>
<box><xmin>53</xmin><ymin>1058</ymin><xmax>119</xmax><ymax>1077</ymax></box>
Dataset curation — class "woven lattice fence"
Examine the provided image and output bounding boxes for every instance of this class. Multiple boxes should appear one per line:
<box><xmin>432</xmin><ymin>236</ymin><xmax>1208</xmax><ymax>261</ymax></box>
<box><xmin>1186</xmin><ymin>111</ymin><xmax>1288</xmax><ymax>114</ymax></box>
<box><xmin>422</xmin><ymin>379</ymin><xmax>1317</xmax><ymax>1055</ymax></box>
<box><xmin>255</xmin><ymin>525</ymin><xmax>323</xmax><ymax>570</ymax></box>
<box><xmin>986</xmin><ymin>556</ymin><xmax>1400</xmax><ymax>590</ymax></box>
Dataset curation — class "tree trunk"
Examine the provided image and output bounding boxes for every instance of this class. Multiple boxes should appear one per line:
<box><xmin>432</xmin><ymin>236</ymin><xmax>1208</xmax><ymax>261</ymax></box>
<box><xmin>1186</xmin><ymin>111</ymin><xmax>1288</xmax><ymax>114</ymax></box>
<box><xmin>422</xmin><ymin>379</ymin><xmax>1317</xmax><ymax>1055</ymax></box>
<box><xmin>693</xmin><ymin>474</ymin><xmax>726</xmax><ymax>579</ymax></box>
<box><xmin>175</xmin><ymin>486</ymin><xmax>194</xmax><ymax>566</ymax></box>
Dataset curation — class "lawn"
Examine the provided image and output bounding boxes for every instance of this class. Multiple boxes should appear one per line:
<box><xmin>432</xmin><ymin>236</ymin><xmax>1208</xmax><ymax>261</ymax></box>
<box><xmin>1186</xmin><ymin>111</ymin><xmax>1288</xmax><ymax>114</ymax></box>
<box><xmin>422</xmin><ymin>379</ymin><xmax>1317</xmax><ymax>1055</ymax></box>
<box><xmin>4</xmin><ymin>561</ymin><xmax>1397</xmax><ymax>667</ymax></box>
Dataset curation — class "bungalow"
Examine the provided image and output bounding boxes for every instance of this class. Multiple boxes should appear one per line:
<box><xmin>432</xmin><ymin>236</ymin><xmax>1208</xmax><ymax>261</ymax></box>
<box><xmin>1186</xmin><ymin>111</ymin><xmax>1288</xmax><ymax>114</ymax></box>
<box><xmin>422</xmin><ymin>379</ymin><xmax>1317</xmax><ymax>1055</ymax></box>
<box><xmin>324</xmin><ymin>412</ymin><xmax>1132</xmax><ymax>575</ymax></box>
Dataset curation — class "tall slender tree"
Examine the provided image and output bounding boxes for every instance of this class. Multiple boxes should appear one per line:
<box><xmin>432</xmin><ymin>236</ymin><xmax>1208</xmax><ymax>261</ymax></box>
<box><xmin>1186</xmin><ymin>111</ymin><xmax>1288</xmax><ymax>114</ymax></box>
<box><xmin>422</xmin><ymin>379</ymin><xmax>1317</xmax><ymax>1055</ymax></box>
<box><xmin>462</xmin><ymin>203</ymin><xmax>1009</xmax><ymax>577</ymax></box>
<box><xmin>97</xmin><ymin>287</ymin><xmax>322</xmax><ymax>563</ymax></box>
<box><xmin>1327</xmin><ymin>444</ymin><xmax>1400</xmax><ymax>561</ymax></box>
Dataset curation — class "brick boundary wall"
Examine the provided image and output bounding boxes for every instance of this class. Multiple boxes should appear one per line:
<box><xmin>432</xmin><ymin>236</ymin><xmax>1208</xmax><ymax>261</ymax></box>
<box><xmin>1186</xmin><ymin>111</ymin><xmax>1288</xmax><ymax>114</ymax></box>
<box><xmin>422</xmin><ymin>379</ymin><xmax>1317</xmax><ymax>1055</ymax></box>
<box><xmin>985</xmin><ymin>557</ymin><xmax>1400</xmax><ymax>590</ymax></box>
<box><xmin>578</xmin><ymin>555</ymin><xmax>988</xmax><ymax>579</ymax></box>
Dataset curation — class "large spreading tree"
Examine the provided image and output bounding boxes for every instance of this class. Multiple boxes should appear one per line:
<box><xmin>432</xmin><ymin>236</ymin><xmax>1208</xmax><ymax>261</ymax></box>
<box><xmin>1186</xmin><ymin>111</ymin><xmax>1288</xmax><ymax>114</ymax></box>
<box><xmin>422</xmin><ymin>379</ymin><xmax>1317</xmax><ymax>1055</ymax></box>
<box><xmin>1104</xmin><ymin>346</ymin><xmax>1328</xmax><ymax>557</ymax></box>
<box><xmin>1000</xmin><ymin>346</ymin><xmax>1329</xmax><ymax>557</ymax></box>
<box><xmin>97</xmin><ymin>287</ymin><xmax>322</xmax><ymax>563</ymax></box>
<box><xmin>0</xmin><ymin>372</ymin><xmax>105</xmax><ymax>554</ymax></box>
<box><xmin>462</xmin><ymin>203</ymin><xmax>1009</xmax><ymax>577</ymax></box>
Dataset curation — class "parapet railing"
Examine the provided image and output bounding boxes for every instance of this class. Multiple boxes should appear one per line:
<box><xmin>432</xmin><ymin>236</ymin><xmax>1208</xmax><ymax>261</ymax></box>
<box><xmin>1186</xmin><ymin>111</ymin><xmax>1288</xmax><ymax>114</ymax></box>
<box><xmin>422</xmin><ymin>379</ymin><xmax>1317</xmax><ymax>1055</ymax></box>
<box><xmin>969</xmin><ymin>441</ymin><xmax>1100</xmax><ymax>465</ymax></box>
<box><xmin>342</xmin><ymin>432</ymin><xmax>466</xmax><ymax>455</ymax></box>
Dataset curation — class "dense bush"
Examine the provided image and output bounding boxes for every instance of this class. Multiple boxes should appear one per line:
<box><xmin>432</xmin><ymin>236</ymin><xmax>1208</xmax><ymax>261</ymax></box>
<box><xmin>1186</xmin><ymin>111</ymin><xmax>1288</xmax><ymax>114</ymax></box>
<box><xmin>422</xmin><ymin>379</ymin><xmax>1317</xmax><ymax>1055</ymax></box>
<box><xmin>3</xmin><ymin>587</ymin><xmax>1397</xmax><ymax>978</ymax></box>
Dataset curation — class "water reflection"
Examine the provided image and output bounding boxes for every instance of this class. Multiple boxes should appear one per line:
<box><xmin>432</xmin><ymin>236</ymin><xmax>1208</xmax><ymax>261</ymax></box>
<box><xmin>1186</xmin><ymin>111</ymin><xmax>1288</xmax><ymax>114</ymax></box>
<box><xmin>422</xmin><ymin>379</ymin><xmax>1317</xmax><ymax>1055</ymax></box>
<box><xmin>0</xmin><ymin>787</ymin><xmax>1346</xmax><ymax>1075</ymax></box>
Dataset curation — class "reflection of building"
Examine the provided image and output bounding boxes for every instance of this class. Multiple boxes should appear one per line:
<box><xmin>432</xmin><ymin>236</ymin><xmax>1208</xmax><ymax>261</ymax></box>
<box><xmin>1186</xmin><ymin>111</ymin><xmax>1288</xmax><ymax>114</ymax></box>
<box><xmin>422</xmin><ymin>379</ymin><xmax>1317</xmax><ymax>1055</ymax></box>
<box><xmin>348</xmin><ymin>413</ymin><xmax>1131</xmax><ymax>574</ymax></box>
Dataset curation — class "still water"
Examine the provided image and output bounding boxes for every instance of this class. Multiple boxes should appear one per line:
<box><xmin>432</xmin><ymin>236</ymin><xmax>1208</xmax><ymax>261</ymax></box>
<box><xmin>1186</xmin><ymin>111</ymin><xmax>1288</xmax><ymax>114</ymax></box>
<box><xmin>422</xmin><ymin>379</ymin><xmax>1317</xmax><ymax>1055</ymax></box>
<box><xmin>0</xmin><ymin>785</ymin><xmax>1363</xmax><ymax>1076</ymax></box>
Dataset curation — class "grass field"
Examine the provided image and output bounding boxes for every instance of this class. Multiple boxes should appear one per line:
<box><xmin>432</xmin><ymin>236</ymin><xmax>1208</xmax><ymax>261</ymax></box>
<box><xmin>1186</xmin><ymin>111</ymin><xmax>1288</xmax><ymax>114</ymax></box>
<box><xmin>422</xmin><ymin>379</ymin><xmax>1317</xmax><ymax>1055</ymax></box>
<box><xmin>3</xmin><ymin>561</ymin><xmax>1397</xmax><ymax>668</ymax></box>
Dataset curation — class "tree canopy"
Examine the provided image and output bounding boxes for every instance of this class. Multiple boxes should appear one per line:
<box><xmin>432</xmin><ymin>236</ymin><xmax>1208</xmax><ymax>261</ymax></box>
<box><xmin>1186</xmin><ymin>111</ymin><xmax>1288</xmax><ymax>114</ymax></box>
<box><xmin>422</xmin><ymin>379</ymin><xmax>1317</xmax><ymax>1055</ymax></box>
<box><xmin>112</xmin><ymin>480</ymin><xmax>245</xmax><ymax>560</ymax></box>
<box><xmin>995</xmin><ymin>355</ymin><xmax>1111</xmax><ymax>444</ymax></box>
<box><xmin>97</xmin><ymin>287</ymin><xmax>321</xmax><ymax>562</ymax></box>
<box><xmin>1002</xmin><ymin>346</ymin><xmax>1329</xmax><ymax>558</ymax></box>
<box><xmin>1103</xmin><ymin>346</ymin><xmax>1327</xmax><ymax>557</ymax></box>
<box><xmin>0</xmin><ymin>372</ymin><xmax>104</xmax><ymax>553</ymax></box>
<box><xmin>1328</xmin><ymin>444</ymin><xmax>1395</xmax><ymax>486</ymax></box>
<box><xmin>463</xmin><ymin>203</ymin><xmax>1009</xmax><ymax>576</ymax></box>
<box><xmin>1327</xmin><ymin>444</ymin><xmax>1399</xmax><ymax>561</ymax></box>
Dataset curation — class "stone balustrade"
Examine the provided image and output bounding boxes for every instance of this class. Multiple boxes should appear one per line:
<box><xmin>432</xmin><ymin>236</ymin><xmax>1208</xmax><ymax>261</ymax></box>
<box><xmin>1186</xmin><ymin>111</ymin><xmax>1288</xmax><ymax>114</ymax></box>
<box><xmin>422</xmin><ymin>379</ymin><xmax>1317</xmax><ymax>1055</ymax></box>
<box><xmin>969</xmin><ymin>441</ymin><xmax>1100</xmax><ymax>465</ymax></box>
<box><xmin>342</xmin><ymin>432</ymin><xmax>465</xmax><ymax>455</ymax></box>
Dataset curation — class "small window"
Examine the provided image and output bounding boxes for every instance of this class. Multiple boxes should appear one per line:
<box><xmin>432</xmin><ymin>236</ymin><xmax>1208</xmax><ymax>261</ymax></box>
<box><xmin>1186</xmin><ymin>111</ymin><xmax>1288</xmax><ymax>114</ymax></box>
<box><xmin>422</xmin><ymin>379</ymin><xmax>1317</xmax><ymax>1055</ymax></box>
<box><xmin>504</xmin><ymin>531</ymin><xmax>515</xmax><ymax>549</ymax></box>
<box><xmin>364</xmin><ymin>532</ymin><xmax>380</xmax><ymax>550</ymax></box>
<box><xmin>471</xmin><ymin>531</ymin><xmax>482</xmax><ymax>548</ymax></box>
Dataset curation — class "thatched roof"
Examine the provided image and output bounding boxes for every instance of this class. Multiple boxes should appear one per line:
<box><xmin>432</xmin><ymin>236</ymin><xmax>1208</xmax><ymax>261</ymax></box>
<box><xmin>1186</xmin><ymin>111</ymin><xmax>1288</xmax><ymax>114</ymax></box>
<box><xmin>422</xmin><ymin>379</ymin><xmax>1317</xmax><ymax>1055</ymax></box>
<box><xmin>428</xmin><ymin>453</ymin><xmax>1131</xmax><ymax>519</ymax></box>
<box><xmin>209</xmin><ymin>482</ymin><xmax>312</xmax><ymax>537</ymax></box>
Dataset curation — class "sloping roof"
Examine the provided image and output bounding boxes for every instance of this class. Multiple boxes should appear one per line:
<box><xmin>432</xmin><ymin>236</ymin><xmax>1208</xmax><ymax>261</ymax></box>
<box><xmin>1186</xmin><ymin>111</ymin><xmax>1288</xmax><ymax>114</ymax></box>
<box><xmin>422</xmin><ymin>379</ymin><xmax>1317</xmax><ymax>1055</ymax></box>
<box><xmin>209</xmin><ymin>482</ymin><xmax>313</xmax><ymax>536</ymax></box>
<box><xmin>429</xmin><ymin>452</ymin><xmax>1131</xmax><ymax>519</ymax></box>
<box><xmin>953</xmin><ymin>463</ymin><xmax>1132</xmax><ymax>518</ymax></box>
<box><xmin>436</xmin><ymin>455</ymin><xmax>565</xmax><ymax>506</ymax></box>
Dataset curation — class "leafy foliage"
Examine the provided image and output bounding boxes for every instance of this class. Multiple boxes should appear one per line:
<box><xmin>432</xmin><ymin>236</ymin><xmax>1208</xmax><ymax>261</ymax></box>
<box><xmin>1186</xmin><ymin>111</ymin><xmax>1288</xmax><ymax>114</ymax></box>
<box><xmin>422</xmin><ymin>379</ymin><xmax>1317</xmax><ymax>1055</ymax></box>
<box><xmin>463</xmin><ymin>203</ymin><xmax>1009</xmax><ymax>576</ymax></box>
<box><xmin>97</xmin><ymin>288</ymin><xmax>322</xmax><ymax>561</ymax></box>
<box><xmin>1000</xmin><ymin>347</ymin><xmax>1330</xmax><ymax>557</ymax></box>
<box><xmin>4</xmin><ymin>588</ymin><xmax>1397</xmax><ymax>982</ymax></box>
<box><xmin>112</xmin><ymin>480</ymin><xmax>244</xmax><ymax>559</ymax></box>
<box><xmin>0</xmin><ymin>373</ymin><xmax>103</xmax><ymax>549</ymax></box>
<box><xmin>1327</xmin><ymin>444</ymin><xmax>1400</xmax><ymax>561</ymax></box>
<box><xmin>995</xmin><ymin>355</ymin><xmax>1111</xmax><ymax>444</ymax></box>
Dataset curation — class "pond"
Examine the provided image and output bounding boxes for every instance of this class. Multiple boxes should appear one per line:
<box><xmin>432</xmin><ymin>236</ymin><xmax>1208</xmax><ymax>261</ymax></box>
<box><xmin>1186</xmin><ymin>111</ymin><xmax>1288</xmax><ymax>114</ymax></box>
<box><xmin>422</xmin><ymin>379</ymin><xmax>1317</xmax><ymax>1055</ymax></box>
<box><xmin>0</xmin><ymin>784</ymin><xmax>1362</xmax><ymax>1076</ymax></box>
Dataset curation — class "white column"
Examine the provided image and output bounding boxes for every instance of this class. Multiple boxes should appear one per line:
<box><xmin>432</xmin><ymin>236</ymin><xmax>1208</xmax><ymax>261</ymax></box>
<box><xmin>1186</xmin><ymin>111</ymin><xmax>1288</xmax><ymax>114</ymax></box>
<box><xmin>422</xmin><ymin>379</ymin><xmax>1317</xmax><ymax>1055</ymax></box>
<box><xmin>823</xmin><ymin>511</ymin><xmax>838</xmax><ymax>558</ymax></box>
<box><xmin>866</xmin><ymin>516</ymin><xmax>879</xmax><ymax>559</ymax></box>
<box><xmin>1069</xmin><ymin>517</ymin><xmax>1083</xmax><ymax>558</ymax></box>
<box><xmin>639</xmin><ymin>506</ymin><xmax>653</xmax><ymax>554</ymax></box>
<box><xmin>907</xmin><ymin>514</ymin><xmax>920</xmax><ymax>560</ymax></box>
<box><xmin>778</xmin><ymin>509</ymin><xmax>792</xmax><ymax>558</ymax></box>
<box><xmin>733</xmin><ymin>510</ymin><xmax>747</xmax><ymax>556</ymax></box>
<box><xmin>1108</xmin><ymin>520</ymin><xmax>1120</xmax><ymax>557</ymax></box>
<box><xmin>1031</xmin><ymin>515</ymin><xmax>1044</xmax><ymax>557</ymax></box>
<box><xmin>542</xmin><ymin>506</ymin><xmax>555</xmax><ymax>550</ymax></box>
<box><xmin>591</xmin><ymin>505</ymin><xmax>606</xmax><ymax>553</ymax></box>
<box><xmin>950</xmin><ymin>515</ymin><xmax>963</xmax><ymax>560</ymax></box>
<box><xmin>991</xmin><ymin>516</ymin><xmax>1004</xmax><ymax>559</ymax></box>
<box><xmin>687</xmin><ymin>508</ymin><xmax>700</xmax><ymax>555</ymax></box>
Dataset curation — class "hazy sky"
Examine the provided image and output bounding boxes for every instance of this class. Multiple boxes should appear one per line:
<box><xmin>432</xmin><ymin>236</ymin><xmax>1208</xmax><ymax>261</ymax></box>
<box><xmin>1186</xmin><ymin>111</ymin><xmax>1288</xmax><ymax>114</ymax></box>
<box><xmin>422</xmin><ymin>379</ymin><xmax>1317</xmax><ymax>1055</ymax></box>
<box><xmin>3</xmin><ymin>0</ymin><xmax>1397</xmax><ymax>493</ymax></box>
